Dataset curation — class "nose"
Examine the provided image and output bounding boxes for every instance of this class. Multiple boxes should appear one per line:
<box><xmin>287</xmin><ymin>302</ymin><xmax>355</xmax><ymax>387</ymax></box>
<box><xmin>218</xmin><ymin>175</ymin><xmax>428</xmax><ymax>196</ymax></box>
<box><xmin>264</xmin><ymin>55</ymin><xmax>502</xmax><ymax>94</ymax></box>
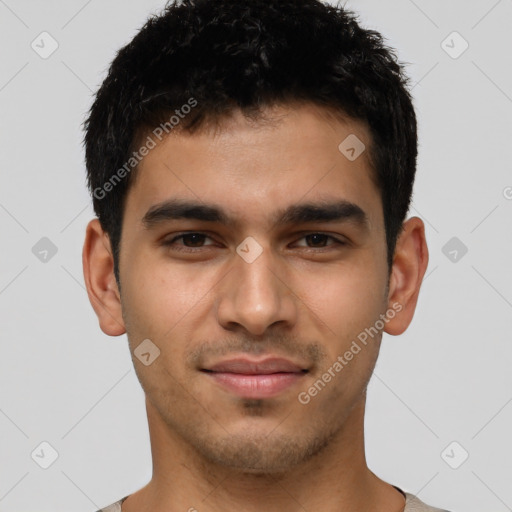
<box><xmin>215</xmin><ymin>243</ymin><xmax>299</xmax><ymax>336</ymax></box>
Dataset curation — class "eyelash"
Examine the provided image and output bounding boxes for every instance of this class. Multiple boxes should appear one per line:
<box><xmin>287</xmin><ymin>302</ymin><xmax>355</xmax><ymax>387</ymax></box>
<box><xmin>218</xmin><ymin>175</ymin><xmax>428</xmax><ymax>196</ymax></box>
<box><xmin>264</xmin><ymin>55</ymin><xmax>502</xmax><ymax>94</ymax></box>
<box><xmin>161</xmin><ymin>232</ymin><xmax>347</xmax><ymax>253</ymax></box>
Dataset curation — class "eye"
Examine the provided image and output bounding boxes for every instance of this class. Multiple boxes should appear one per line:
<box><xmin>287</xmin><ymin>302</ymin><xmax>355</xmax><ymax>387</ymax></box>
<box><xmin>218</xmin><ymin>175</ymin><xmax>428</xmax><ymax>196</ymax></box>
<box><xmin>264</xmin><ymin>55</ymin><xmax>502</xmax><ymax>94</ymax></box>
<box><xmin>293</xmin><ymin>233</ymin><xmax>346</xmax><ymax>249</ymax></box>
<box><xmin>162</xmin><ymin>232</ymin><xmax>217</xmax><ymax>252</ymax></box>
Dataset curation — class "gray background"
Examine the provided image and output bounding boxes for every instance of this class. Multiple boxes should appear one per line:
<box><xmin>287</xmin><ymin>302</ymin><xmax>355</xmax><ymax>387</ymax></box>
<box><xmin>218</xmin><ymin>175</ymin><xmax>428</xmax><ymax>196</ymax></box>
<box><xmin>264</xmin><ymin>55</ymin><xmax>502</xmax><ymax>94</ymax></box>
<box><xmin>0</xmin><ymin>0</ymin><xmax>511</xmax><ymax>510</ymax></box>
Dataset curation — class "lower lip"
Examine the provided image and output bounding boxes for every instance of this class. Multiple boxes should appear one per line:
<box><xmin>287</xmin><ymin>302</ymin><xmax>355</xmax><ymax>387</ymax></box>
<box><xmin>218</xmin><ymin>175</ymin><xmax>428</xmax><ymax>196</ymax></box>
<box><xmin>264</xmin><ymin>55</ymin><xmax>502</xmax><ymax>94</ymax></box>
<box><xmin>204</xmin><ymin>371</ymin><xmax>306</xmax><ymax>398</ymax></box>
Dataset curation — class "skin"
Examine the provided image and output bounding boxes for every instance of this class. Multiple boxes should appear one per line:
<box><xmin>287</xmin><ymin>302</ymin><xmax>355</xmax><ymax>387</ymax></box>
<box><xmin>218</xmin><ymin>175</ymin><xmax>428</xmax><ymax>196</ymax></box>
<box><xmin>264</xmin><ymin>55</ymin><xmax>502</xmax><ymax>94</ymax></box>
<box><xmin>83</xmin><ymin>102</ymin><xmax>428</xmax><ymax>512</ymax></box>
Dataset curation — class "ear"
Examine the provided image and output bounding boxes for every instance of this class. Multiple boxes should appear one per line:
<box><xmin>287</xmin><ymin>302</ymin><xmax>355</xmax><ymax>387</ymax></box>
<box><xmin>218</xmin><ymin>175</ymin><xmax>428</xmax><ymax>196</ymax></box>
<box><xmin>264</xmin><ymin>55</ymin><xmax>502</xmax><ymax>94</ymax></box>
<box><xmin>82</xmin><ymin>218</ymin><xmax>126</xmax><ymax>336</ymax></box>
<box><xmin>384</xmin><ymin>216</ymin><xmax>429</xmax><ymax>336</ymax></box>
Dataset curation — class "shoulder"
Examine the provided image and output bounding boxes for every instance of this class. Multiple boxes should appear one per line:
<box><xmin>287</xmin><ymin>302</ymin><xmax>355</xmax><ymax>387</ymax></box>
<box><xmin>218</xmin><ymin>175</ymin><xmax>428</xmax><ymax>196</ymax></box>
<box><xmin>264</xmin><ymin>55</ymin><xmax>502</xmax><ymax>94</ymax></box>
<box><xmin>404</xmin><ymin>491</ymin><xmax>452</xmax><ymax>512</ymax></box>
<box><xmin>96</xmin><ymin>491</ymin><xmax>455</xmax><ymax>512</ymax></box>
<box><xmin>95</xmin><ymin>496</ymin><xmax>128</xmax><ymax>512</ymax></box>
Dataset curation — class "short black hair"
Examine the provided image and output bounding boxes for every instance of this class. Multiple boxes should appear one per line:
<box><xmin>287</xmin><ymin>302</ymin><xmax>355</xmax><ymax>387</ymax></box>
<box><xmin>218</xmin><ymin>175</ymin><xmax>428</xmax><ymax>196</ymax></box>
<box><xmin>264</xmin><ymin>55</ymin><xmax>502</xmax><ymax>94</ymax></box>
<box><xmin>84</xmin><ymin>0</ymin><xmax>417</xmax><ymax>286</ymax></box>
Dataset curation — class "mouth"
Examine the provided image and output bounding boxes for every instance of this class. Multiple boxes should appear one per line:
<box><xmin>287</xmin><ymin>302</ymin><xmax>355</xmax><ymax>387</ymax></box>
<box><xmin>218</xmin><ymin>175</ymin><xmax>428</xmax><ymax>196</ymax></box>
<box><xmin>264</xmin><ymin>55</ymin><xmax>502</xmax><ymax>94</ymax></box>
<box><xmin>201</xmin><ymin>357</ymin><xmax>309</xmax><ymax>399</ymax></box>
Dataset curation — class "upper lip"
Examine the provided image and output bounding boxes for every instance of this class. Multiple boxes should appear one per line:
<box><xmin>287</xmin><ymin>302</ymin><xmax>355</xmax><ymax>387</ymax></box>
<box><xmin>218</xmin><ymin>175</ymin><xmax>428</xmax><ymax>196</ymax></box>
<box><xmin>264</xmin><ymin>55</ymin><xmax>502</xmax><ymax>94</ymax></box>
<box><xmin>203</xmin><ymin>357</ymin><xmax>308</xmax><ymax>374</ymax></box>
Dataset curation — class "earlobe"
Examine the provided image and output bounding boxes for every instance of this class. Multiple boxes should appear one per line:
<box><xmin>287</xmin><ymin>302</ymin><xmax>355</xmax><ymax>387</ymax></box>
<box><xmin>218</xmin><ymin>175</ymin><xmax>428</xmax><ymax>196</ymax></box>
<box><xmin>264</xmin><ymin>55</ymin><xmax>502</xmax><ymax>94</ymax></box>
<box><xmin>82</xmin><ymin>218</ymin><xmax>126</xmax><ymax>336</ymax></box>
<box><xmin>384</xmin><ymin>217</ymin><xmax>429</xmax><ymax>336</ymax></box>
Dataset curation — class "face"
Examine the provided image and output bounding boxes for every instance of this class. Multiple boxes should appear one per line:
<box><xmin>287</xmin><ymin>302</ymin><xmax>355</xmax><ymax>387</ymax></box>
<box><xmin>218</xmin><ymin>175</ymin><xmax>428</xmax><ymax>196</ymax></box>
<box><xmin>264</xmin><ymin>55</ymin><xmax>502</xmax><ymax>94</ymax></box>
<box><xmin>84</xmin><ymin>102</ymin><xmax>426</xmax><ymax>475</ymax></box>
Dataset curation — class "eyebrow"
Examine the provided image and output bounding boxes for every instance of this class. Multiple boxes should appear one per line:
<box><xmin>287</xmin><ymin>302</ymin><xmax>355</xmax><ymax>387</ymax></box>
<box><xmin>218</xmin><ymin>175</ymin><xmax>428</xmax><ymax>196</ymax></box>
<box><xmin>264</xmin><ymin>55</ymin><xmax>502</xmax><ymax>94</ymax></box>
<box><xmin>141</xmin><ymin>198</ymin><xmax>370</xmax><ymax>231</ymax></box>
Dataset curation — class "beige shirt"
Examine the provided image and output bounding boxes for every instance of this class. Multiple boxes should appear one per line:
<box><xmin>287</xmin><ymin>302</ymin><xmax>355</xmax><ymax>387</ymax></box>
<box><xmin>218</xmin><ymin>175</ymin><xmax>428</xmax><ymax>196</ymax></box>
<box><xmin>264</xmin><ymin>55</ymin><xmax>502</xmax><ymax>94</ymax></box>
<box><xmin>96</xmin><ymin>486</ymin><xmax>452</xmax><ymax>511</ymax></box>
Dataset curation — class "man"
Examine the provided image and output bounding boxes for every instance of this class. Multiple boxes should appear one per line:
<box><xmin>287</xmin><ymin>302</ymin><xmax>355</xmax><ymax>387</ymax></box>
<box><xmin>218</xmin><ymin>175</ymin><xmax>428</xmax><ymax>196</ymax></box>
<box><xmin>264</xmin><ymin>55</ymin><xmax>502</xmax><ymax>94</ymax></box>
<box><xmin>82</xmin><ymin>0</ymin><xmax>451</xmax><ymax>510</ymax></box>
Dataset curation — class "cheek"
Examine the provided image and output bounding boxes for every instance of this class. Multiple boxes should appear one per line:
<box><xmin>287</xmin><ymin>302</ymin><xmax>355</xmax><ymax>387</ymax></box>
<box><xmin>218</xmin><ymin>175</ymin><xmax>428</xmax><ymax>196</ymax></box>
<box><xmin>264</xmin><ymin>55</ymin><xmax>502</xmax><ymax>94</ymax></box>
<box><xmin>125</xmin><ymin>252</ymin><xmax>188</xmax><ymax>312</ymax></box>
<box><xmin>120</xmin><ymin>261</ymin><xmax>213</xmax><ymax>390</ymax></box>
<box><xmin>301</xmin><ymin>260</ymin><xmax>386</xmax><ymax>339</ymax></box>
<box><xmin>121</xmin><ymin>253</ymin><xmax>223</xmax><ymax>349</ymax></box>
<box><xmin>295</xmin><ymin>267</ymin><xmax>385</xmax><ymax>411</ymax></box>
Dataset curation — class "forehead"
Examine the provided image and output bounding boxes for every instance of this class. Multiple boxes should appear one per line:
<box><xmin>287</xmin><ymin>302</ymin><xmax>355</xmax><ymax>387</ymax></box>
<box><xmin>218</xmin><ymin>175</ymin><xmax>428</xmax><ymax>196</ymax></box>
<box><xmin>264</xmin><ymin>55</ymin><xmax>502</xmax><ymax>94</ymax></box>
<box><xmin>123</xmin><ymin>103</ymin><xmax>382</xmax><ymax>231</ymax></box>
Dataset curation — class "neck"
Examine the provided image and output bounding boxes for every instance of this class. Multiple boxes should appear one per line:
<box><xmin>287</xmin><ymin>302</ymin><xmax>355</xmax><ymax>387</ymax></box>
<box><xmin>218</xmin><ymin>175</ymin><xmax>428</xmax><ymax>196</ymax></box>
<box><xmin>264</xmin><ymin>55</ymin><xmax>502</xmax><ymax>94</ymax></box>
<box><xmin>122</xmin><ymin>394</ymin><xmax>405</xmax><ymax>512</ymax></box>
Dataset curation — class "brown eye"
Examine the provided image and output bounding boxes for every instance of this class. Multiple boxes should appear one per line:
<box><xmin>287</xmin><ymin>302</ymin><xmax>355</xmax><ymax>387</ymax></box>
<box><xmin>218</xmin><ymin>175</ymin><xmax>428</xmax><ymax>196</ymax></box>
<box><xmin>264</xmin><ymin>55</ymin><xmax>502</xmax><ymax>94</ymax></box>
<box><xmin>178</xmin><ymin>233</ymin><xmax>208</xmax><ymax>247</ymax></box>
<box><xmin>293</xmin><ymin>233</ymin><xmax>346</xmax><ymax>249</ymax></box>
<box><xmin>162</xmin><ymin>232</ymin><xmax>217</xmax><ymax>252</ymax></box>
<box><xmin>305</xmin><ymin>234</ymin><xmax>329</xmax><ymax>247</ymax></box>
